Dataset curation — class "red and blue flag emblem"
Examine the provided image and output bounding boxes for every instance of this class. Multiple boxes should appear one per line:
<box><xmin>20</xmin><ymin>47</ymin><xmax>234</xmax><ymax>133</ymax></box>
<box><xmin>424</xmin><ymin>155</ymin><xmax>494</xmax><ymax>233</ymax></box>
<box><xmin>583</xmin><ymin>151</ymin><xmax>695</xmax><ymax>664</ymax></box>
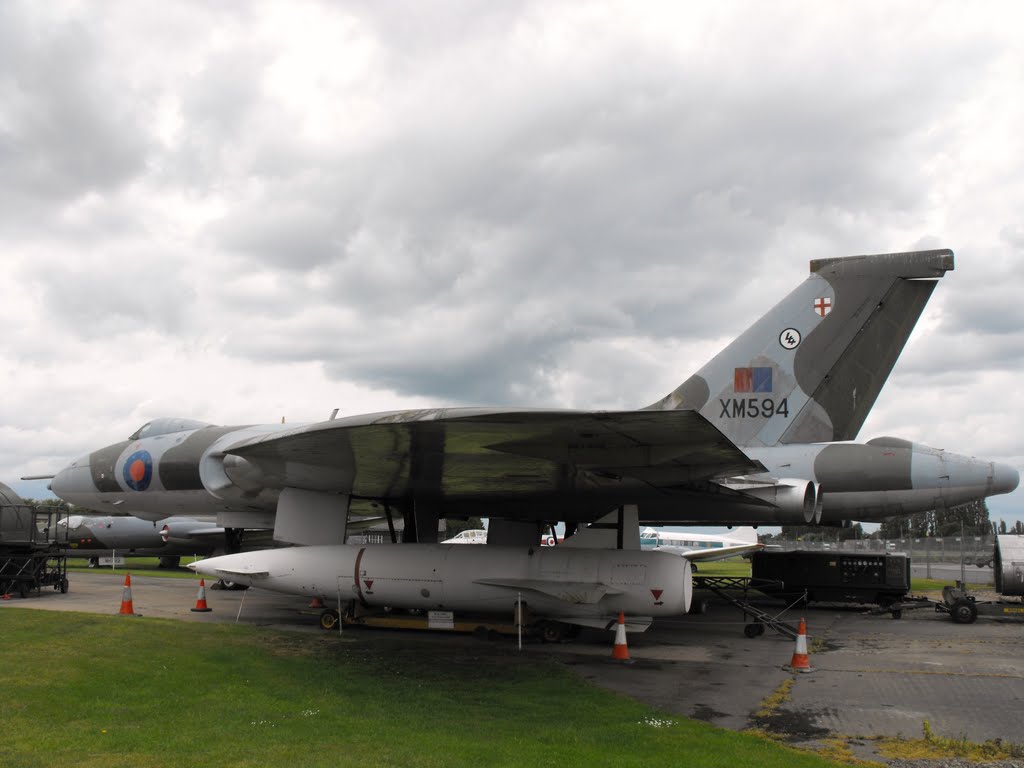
<box><xmin>734</xmin><ymin>367</ymin><xmax>773</xmax><ymax>393</ymax></box>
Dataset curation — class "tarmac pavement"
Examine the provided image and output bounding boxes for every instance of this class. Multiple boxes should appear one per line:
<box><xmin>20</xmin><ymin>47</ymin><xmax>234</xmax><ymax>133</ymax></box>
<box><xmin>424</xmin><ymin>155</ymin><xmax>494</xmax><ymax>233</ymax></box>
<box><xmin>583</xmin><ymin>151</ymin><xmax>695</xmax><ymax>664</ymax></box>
<box><xmin>4</xmin><ymin>570</ymin><xmax>1023</xmax><ymax>763</ymax></box>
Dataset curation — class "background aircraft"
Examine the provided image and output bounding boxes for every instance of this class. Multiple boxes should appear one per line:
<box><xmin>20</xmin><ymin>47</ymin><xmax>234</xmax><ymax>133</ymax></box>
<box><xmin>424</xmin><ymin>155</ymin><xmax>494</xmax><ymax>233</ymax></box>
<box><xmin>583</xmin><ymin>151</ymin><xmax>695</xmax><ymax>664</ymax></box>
<box><xmin>440</xmin><ymin>529</ymin><xmax>488</xmax><ymax>544</ymax></box>
<box><xmin>639</xmin><ymin>526</ymin><xmax>762</xmax><ymax>562</ymax></box>
<box><xmin>49</xmin><ymin>250</ymin><xmax>1018</xmax><ymax>552</ymax></box>
<box><xmin>57</xmin><ymin>514</ymin><xmax>222</xmax><ymax>568</ymax></box>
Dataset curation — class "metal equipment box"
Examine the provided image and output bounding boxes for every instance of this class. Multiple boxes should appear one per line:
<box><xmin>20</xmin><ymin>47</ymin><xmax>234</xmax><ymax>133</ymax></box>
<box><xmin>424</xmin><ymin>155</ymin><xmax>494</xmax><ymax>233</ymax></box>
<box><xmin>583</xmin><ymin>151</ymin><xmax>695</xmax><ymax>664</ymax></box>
<box><xmin>751</xmin><ymin>550</ymin><xmax>911</xmax><ymax>606</ymax></box>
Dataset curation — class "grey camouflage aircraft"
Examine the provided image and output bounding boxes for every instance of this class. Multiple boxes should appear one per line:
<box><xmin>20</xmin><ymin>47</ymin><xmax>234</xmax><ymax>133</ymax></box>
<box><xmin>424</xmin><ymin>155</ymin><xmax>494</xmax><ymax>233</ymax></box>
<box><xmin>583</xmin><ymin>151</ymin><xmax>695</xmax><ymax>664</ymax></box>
<box><xmin>48</xmin><ymin>249</ymin><xmax>1018</xmax><ymax>548</ymax></box>
<box><xmin>57</xmin><ymin>514</ymin><xmax>222</xmax><ymax>568</ymax></box>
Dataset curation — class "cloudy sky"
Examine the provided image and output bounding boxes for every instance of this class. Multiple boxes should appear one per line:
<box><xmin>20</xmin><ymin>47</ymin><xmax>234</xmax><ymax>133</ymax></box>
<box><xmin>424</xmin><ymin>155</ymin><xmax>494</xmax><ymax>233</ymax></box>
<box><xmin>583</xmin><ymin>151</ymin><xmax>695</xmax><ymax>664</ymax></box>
<box><xmin>2</xmin><ymin>1</ymin><xmax>1021</xmax><ymax>526</ymax></box>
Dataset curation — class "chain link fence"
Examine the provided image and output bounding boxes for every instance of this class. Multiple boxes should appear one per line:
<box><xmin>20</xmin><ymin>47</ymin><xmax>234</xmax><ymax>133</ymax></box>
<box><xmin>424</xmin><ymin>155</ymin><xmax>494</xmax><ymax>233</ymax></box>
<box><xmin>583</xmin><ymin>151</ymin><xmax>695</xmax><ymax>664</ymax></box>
<box><xmin>771</xmin><ymin>535</ymin><xmax>996</xmax><ymax>565</ymax></box>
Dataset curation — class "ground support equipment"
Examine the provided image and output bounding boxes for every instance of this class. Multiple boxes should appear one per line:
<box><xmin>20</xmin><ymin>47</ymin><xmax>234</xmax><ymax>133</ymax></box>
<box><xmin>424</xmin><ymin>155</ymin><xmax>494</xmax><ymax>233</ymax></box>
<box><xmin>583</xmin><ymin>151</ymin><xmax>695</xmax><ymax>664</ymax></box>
<box><xmin>934</xmin><ymin>585</ymin><xmax>1024</xmax><ymax>624</ymax></box>
<box><xmin>692</xmin><ymin>575</ymin><xmax>800</xmax><ymax>639</ymax></box>
<box><xmin>0</xmin><ymin>504</ymin><xmax>70</xmax><ymax>598</ymax></box>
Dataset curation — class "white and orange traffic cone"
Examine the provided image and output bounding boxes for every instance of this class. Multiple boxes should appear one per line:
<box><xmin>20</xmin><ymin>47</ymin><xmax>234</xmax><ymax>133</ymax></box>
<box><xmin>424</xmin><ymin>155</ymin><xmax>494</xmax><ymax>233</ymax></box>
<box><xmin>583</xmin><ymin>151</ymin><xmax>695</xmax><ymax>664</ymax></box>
<box><xmin>786</xmin><ymin>617</ymin><xmax>814</xmax><ymax>672</ymax></box>
<box><xmin>118</xmin><ymin>573</ymin><xmax>138</xmax><ymax>616</ymax></box>
<box><xmin>191</xmin><ymin>579</ymin><xmax>212</xmax><ymax>613</ymax></box>
<box><xmin>612</xmin><ymin>611</ymin><xmax>631</xmax><ymax>661</ymax></box>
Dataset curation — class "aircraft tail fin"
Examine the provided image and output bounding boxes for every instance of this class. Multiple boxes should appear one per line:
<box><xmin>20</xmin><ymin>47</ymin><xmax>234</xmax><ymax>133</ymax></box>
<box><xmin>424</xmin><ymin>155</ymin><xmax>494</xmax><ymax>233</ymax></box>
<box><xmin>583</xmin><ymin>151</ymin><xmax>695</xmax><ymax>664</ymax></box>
<box><xmin>730</xmin><ymin>526</ymin><xmax>758</xmax><ymax>544</ymax></box>
<box><xmin>647</xmin><ymin>249</ymin><xmax>954</xmax><ymax>446</ymax></box>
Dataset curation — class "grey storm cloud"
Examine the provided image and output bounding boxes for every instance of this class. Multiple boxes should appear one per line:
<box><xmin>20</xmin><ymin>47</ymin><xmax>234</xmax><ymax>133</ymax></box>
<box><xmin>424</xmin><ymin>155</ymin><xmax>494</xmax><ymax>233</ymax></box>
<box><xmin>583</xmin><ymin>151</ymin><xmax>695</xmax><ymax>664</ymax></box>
<box><xmin>0</xmin><ymin>1</ymin><xmax>1021</xmax><ymax>520</ymax></box>
<box><xmin>0</xmin><ymin>6</ymin><xmax>152</xmax><ymax>229</ymax></box>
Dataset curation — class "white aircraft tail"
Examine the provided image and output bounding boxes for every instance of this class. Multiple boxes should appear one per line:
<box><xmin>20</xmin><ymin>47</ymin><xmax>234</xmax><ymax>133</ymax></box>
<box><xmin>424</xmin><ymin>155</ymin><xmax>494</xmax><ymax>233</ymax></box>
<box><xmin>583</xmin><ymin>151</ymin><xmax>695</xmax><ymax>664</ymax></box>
<box><xmin>647</xmin><ymin>250</ymin><xmax>953</xmax><ymax>447</ymax></box>
<box><xmin>729</xmin><ymin>526</ymin><xmax>759</xmax><ymax>544</ymax></box>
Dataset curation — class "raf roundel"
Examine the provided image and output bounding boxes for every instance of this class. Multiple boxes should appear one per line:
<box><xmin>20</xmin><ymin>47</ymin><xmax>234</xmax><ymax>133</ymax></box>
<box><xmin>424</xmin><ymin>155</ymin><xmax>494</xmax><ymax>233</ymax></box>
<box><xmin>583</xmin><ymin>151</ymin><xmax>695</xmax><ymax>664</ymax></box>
<box><xmin>122</xmin><ymin>450</ymin><xmax>154</xmax><ymax>491</ymax></box>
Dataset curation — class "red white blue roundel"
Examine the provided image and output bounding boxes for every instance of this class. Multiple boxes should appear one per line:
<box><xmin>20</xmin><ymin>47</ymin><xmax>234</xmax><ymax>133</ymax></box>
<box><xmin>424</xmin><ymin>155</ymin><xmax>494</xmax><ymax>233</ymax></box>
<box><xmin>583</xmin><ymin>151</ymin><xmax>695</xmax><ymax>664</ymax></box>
<box><xmin>123</xmin><ymin>450</ymin><xmax>153</xmax><ymax>491</ymax></box>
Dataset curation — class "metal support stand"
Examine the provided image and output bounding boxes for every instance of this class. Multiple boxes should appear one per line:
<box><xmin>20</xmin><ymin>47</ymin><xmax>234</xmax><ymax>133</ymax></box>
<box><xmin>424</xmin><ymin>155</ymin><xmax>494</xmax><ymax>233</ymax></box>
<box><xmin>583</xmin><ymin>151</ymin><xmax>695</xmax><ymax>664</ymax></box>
<box><xmin>693</xmin><ymin>576</ymin><xmax>799</xmax><ymax>638</ymax></box>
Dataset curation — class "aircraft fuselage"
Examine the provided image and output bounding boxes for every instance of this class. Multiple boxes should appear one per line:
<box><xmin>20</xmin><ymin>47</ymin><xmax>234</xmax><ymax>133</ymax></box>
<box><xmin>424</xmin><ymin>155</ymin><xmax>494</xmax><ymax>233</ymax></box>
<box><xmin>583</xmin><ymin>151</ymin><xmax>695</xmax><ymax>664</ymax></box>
<box><xmin>50</xmin><ymin>419</ymin><xmax>1019</xmax><ymax>530</ymax></box>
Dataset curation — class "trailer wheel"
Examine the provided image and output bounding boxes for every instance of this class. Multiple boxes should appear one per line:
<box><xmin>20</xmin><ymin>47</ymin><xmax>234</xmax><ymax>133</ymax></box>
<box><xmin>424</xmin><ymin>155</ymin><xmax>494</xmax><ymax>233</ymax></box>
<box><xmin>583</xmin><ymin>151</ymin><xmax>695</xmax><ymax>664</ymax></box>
<box><xmin>59</xmin><ymin>577</ymin><xmax>69</xmax><ymax>594</ymax></box>
<box><xmin>319</xmin><ymin>608</ymin><xmax>340</xmax><ymax>631</ymax></box>
<box><xmin>540</xmin><ymin>621</ymin><xmax>568</xmax><ymax>643</ymax></box>
<box><xmin>950</xmin><ymin>599</ymin><xmax>978</xmax><ymax>625</ymax></box>
<box><xmin>744</xmin><ymin>622</ymin><xmax>764</xmax><ymax>638</ymax></box>
<box><xmin>891</xmin><ymin>608</ymin><xmax>902</xmax><ymax>620</ymax></box>
<box><xmin>18</xmin><ymin>582</ymin><xmax>30</xmax><ymax>599</ymax></box>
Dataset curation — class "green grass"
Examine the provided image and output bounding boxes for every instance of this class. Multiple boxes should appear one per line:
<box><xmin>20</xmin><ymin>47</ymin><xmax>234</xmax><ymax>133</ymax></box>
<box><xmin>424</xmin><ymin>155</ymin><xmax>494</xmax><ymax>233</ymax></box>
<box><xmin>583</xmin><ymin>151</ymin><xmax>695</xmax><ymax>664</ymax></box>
<box><xmin>65</xmin><ymin>557</ymin><xmax>204</xmax><ymax>579</ymax></box>
<box><xmin>694</xmin><ymin>560</ymin><xmax>754</xmax><ymax>577</ymax></box>
<box><xmin>0</xmin><ymin>610</ymin><xmax>843</xmax><ymax>768</ymax></box>
<box><xmin>909</xmin><ymin>577</ymin><xmax>954</xmax><ymax>593</ymax></box>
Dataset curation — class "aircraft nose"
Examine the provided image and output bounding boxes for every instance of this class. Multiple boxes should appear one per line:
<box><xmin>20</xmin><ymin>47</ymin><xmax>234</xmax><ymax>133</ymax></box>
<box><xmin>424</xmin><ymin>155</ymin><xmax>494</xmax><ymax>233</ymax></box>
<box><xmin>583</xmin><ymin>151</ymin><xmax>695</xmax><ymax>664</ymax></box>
<box><xmin>50</xmin><ymin>461</ymin><xmax>94</xmax><ymax>503</ymax></box>
<box><xmin>991</xmin><ymin>461</ymin><xmax>1020</xmax><ymax>496</ymax></box>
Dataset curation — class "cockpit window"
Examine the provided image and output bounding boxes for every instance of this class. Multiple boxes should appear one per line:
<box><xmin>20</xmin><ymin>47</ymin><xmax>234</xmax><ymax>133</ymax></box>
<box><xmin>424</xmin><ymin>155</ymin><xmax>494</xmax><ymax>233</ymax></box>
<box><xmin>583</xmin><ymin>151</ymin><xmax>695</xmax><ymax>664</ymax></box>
<box><xmin>129</xmin><ymin>418</ymin><xmax>212</xmax><ymax>441</ymax></box>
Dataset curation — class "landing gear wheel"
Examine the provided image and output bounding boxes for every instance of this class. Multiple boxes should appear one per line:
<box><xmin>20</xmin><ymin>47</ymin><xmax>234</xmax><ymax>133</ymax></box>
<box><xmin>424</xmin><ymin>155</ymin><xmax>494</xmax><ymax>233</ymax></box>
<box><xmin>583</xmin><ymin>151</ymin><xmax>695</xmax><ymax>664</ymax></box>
<box><xmin>891</xmin><ymin>608</ymin><xmax>902</xmax><ymax>620</ymax></box>
<box><xmin>17</xmin><ymin>582</ymin><xmax>29</xmax><ymax>599</ymax></box>
<box><xmin>319</xmin><ymin>608</ymin><xmax>341</xmax><ymax>631</ymax></box>
<box><xmin>744</xmin><ymin>621</ymin><xmax>765</xmax><ymax>638</ymax></box>
<box><xmin>950</xmin><ymin>598</ymin><xmax>978</xmax><ymax>624</ymax></box>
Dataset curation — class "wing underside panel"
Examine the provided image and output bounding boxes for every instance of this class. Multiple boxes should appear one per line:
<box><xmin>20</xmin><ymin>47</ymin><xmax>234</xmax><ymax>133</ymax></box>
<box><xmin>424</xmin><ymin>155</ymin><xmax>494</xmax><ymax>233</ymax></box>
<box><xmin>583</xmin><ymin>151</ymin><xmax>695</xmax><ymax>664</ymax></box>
<box><xmin>226</xmin><ymin>409</ymin><xmax>759</xmax><ymax>509</ymax></box>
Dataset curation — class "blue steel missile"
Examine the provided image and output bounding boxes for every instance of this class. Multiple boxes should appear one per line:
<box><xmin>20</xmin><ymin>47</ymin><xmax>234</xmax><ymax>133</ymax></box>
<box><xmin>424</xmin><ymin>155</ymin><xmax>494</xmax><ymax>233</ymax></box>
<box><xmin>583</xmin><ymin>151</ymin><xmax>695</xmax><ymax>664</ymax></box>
<box><xmin>189</xmin><ymin>544</ymin><xmax>693</xmax><ymax>631</ymax></box>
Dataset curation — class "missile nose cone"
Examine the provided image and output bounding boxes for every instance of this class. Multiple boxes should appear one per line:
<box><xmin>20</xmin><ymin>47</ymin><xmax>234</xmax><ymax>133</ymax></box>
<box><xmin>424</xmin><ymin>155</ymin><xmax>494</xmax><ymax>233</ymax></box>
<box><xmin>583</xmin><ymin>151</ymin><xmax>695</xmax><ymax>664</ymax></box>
<box><xmin>992</xmin><ymin>461</ymin><xmax>1020</xmax><ymax>496</ymax></box>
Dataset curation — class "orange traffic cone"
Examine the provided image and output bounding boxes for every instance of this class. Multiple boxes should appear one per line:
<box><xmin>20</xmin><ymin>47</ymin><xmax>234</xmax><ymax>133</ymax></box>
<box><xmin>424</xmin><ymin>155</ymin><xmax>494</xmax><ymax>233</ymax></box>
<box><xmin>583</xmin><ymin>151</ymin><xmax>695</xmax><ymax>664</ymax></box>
<box><xmin>612</xmin><ymin>611</ymin><xmax>631</xmax><ymax>661</ymax></box>
<box><xmin>191</xmin><ymin>579</ymin><xmax>212</xmax><ymax>612</ymax></box>
<box><xmin>118</xmin><ymin>573</ymin><xmax>138</xmax><ymax>616</ymax></box>
<box><xmin>786</xmin><ymin>617</ymin><xmax>814</xmax><ymax>672</ymax></box>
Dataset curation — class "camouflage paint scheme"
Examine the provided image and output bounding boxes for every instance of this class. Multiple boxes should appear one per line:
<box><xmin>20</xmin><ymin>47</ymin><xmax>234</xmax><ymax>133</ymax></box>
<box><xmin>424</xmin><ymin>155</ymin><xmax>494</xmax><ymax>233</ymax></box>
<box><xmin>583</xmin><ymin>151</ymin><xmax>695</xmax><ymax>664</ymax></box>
<box><xmin>51</xmin><ymin>250</ymin><xmax>1019</xmax><ymax>544</ymax></box>
<box><xmin>58</xmin><ymin>514</ymin><xmax>220</xmax><ymax>562</ymax></box>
